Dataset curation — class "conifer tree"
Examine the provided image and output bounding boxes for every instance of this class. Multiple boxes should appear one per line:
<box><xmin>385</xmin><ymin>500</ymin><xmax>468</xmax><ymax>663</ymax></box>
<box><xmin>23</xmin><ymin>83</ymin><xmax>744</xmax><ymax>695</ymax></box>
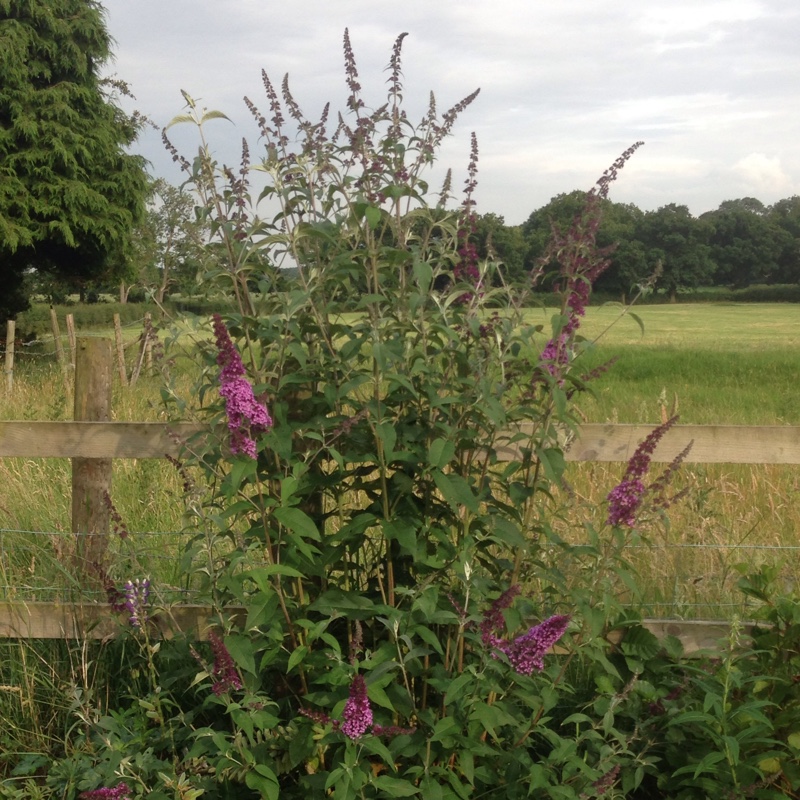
<box><xmin>0</xmin><ymin>0</ymin><xmax>149</xmax><ymax>321</ymax></box>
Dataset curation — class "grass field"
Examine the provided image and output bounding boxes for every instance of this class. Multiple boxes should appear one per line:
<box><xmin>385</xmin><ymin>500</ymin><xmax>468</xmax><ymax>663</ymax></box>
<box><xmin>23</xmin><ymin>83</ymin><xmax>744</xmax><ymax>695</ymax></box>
<box><xmin>541</xmin><ymin>302</ymin><xmax>800</xmax><ymax>616</ymax></box>
<box><xmin>1</xmin><ymin>303</ymin><xmax>798</xmax><ymax>617</ymax></box>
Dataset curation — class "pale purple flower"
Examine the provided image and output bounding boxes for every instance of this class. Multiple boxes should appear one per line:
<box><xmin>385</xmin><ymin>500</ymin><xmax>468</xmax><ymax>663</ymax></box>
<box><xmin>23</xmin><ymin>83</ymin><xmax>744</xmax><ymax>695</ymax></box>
<box><xmin>498</xmin><ymin>614</ymin><xmax>571</xmax><ymax>676</ymax></box>
<box><xmin>212</xmin><ymin>314</ymin><xmax>272</xmax><ymax>458</ymax></box>
<box><xmin>606</xmin><ymin>478</ymin><xmax>646</xmax><ymax>527</ymax></box>
<box><xmin>123</xmin><ymin>578</ymin><xmax>150</xmax><ymax>628</ymax></box>
<box><xmin>340</xmin><ymin>674</ymin><xmax>373</xmax><ymax>739</ymax></box>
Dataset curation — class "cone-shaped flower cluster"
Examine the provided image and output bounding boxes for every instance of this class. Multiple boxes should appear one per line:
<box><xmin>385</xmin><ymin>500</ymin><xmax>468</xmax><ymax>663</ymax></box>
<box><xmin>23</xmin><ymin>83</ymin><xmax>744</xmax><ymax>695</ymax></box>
<box><xmin>481</xmin><ymin>587</ymin><xmax>570</xmax><ymax>675</ymax></box>
<box><xmin>606</xmin><ymin>415</ymin><xmax>690</xmax><ymax>527</ymax></box>
<box><xmin>340</xmin><ymin>674</ymin><xmax>373</xmax><ymax>739</ymax></box>
<box><xmin>123</xmin><ymin>578</ymin><xmax>150</xmax><ymax>628</ymax></box>
<box><xmin>208</xmin><ymin>631</ymin><xmax>243</xmax><ymax>695</ymax></box>
<box><xmin>79</xmin><ymin>785</ymin><xmax>132</xmax><ymax>800</ymax></box>
<box><xmin>499</xmin><ymin>614</ymin><xmax>571</xmax><ymax>675</ymax></box>
<box><xmin>212</xmin><ymin>314</ymin><xmax>272</xmax><ymax>459</ymax></box>
<box><xmin>300</xmin><ymin>673</ymin><xmax>415</xmax><ymax>740</ymax></box>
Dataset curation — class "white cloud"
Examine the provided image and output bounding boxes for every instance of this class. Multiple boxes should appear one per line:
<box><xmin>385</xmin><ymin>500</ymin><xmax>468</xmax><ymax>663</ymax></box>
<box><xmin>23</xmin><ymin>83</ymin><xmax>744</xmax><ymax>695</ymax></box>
<box><xmin>101</xmin><ymin>0</ymin><xmax>800</xmax><ymax>222</ymax></box>
<box><xmin>732</xmin><ymin>153</ymin><xmax>793</xmax><ymax>195</ymax></box>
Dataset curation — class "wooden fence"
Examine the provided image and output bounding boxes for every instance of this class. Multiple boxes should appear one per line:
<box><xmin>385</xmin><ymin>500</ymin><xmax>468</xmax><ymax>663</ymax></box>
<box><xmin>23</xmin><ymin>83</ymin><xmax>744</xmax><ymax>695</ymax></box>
<box><xmin>1</xmin><ymin>337</ymin><xmax>797</xmax><ymax>649</ymax></box>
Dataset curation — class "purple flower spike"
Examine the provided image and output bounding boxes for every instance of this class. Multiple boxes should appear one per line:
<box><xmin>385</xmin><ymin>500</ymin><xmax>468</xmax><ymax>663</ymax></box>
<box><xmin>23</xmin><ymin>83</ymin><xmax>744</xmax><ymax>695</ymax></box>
<box><xmin>606</xmin><ymin>478</ymin><xmax>647</xmax><ymax>527</ymax></box>
<box><xmin>79</xmin><ymin>784</ymin><xmax>132</xmax><ymax>800</ymax></box>
<box><xmin>123</xmin><ymin>578</ymin><xmax>150</xmax><ymax>628</ymax></box>
<box><xmin>212</xmin><ymin>314</ymin><xmax>273</xmax><ymax>458</ymax></box>
<box><xmin>499</xmin><ymin>614</ymin><xmax>571</xmax><ymax>676</ymax></box>
<box><xmin>606</xmin><ymin>416</ymin><xmax>679</xmax><ymax>527</ymax></box>
<box><xmin>340</xmin><ymin>674</ymin><xmax>373</xmax><ymax>739</ymax></box>
<box><xmin>208</xmin><ymin>631</ymin><xmax>243</xmax><ymax>695</ymax></box>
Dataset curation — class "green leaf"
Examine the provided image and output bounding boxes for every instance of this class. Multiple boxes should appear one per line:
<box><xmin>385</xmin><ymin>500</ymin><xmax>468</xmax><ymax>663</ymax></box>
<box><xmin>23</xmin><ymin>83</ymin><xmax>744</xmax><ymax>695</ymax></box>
<box><xmin>274</xmin><ymin>507</ymin><xmax>320</xmax><ymax>540</ymax></box>
<box><xmin>224</xmin><ymin>457</ymin><xmax>258</xmax><ymax>495</ymax></box>
<box><xmin>366</xmin><ymin>682</ymin><xmax>395</xmax><ymax>711</ymax></box>
<box><xmin>245</xmin><ymin>764</ymin><xmax>280</xmax><ymax>800</ymax></box>
<box><xmin>428</xmin><ymin>438</ymin><xmax>456</xmax><ymax>468</ymax></box>
<box><xmin>200</xmin><ymin>109</ymin><xmax>233</xmax><ymax>125</ymax></box>
<box><xmin>224</xmin><ymin>633</ymin><xmax>256</xmax><ymax>677</ymax></box>
<box><xmin>374</xmin><ymin>776</ymin><xmax>418</xmax><ymax>796</ymax></box>
<box><xmin>413</xmin><ymin>259</ymin><xmax>433</xmax><ymax>293</ymax></box>
<box><xmin>381</xmin><ymin>518</ymin><xmax>417</xmax><ymax>557</ymax></box>
<box><xmin>364</xmin><ymin>206</ymin><xmax>382</xmax><ymax>230</ymax></box>
<box><xmin>287</xmin><ymin>645</ymin><xmax>308</xmax><ymax>673</ymax></box>
<box><xmin>376</xmin><ymin>421</ymin><xmax>397</xmax><ymax>461</ymax></box>
<box><xmin>430</xmin><ymin>715</ymin><xmax>461</xmax><ymax>742</ymax></box>
<box><xmin>628</xmin><ymin>310</ymin><xmax>645</xmax><ymax>336</ymax></box>
<box><xmin>432</xmin><ymin>470</ymin><xmax>479</xmax><ymax>513</ymax></box>
<box><xmin>443</xmin><ymin>672</ymin><xmax>472</xmax><ymax>705</ymax></box>
<box><xmin>309</xmin><ymin>589</ymin><xmax>388</xmax><ymax>618</ymax></box>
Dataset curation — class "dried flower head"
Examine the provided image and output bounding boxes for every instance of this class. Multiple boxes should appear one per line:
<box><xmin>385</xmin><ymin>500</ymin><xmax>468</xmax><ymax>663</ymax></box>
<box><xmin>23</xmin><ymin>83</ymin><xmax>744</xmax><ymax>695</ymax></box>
<box><xmin>480</xmin><ymin>584</ymin><xmax>521</xmax><ymax>647</ymax></box>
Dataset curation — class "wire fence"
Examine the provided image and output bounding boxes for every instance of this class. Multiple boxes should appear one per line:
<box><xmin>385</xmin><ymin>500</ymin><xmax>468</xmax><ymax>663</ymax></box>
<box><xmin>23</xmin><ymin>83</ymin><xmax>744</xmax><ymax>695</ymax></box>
<box><xmin>4</xmin><ymin>316</ymin><xmax>154</xmax><ymax>365</ymax></box>
<box><xmin>1</xmin><ymin>526</ymin><xmax>796</xmax><ymax>619</ymax></box>
<box><xmin>0</xmin><ymin>527</ymin><xmax>205</xmax><ymax>606</ymax></box>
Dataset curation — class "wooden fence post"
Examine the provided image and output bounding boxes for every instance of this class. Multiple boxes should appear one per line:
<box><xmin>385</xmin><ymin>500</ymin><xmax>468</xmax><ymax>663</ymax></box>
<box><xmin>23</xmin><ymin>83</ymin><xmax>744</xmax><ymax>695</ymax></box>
<box><xmin>113</xmin><ymin>313</ymin><xmax>128</xmax><ymax>387</ymax></box>
<box><xmin>65</xmin><ymin>313</ymin><xmax>77</xmax><ymax>368</ymax></box>
<box><xmin>4</xmin><ymin>320</ymin><xmax>15</xmax><ymax>393</ymax></box>
<box><xmin>50</xmin><ymin>306</ymin><xmax>66</xmax><ymax>373</ymax></box>
<box><xmin>72</xmin><ymin>338</ymin><xmax>113</xmax><ymax>578</ymax></box>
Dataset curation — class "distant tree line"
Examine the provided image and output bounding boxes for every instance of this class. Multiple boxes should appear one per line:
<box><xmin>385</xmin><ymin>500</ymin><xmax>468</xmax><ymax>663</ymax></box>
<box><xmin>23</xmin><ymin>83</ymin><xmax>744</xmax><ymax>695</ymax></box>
<box><xmin>474</xmin><ymin>194</ymin><xmax>800</xmax><ymax>301</ymax></box>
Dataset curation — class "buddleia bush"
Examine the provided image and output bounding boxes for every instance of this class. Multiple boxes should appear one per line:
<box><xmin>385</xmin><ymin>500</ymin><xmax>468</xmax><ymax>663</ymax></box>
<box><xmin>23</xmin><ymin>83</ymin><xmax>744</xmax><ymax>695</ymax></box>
<box><xmin>45</xmin><ymin>30</ymin><xmax>800</xmax><ymax>800</ymax></box>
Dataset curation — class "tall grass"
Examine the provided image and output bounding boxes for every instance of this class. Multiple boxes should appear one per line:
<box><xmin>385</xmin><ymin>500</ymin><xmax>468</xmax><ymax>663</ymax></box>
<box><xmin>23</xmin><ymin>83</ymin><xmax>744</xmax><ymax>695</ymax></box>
<box><xmin>2</xmin><ymin>304</ymin><xmax>799</xmax><ymax>615</ymax></box>
<box><xmin>546</xmin><ymin>302</ymin><xmax>800</xmax><ymax>617</ymax></box>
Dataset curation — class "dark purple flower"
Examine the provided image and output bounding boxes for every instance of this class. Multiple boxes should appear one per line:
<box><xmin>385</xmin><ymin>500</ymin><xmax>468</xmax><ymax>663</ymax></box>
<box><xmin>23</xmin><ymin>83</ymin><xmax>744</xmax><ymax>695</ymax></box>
<box><xmin>606</xmin><ymin>478</ymin><xmax>646</xmax><ymax>527</ymax></box>
<box><xmin>498</xmin><ymin>614</ymin><xmax>571</xmax><ymax>676</ymax></box>
<box><xmin>340</xmin><ymin>674</ymin><xmax>373</xmax><ymax>739</ymax></box>
<box><xmin>208</xmin><ymin>631</ymin><xmax>243</xmax><ymax>695</ymax></box>
<box><xmin>605</xmin><ymin>416</ymin><xmax>689</xmax><ymax>527</ymax></box>
<box><xmin>480</xmin><ymin>585</ymin><xmax>521</xmax><ymax>647</ymax></box>
<box><xmin>79</xmin><ymin>785</ymin><xmax>132</xmax><ymax>800</ymax></box>
<box><xmin>212</xmin><ymin>314</ymin><xmax>273</xmax><ymax>458</ymax></box>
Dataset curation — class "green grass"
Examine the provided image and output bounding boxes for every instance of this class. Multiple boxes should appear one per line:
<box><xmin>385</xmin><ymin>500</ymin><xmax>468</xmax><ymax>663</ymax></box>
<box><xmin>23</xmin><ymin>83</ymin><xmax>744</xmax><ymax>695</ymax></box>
<box><xmin>530</xmin><ymin>303</ymin><xmax>800</xmax><ymax>616</ymax></box>
<box><xmin>529</xmin><ymin>302</ymin><xmax>800</xmax><ymax>424</ymax></box>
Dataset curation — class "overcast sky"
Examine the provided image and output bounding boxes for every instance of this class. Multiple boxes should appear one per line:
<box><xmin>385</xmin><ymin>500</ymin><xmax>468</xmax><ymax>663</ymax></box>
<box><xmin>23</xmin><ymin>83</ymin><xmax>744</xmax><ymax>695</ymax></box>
<box><xmin>100</xmin><ymin>0</ymin><xmax>800</xmax><ymax>225</ymax></box>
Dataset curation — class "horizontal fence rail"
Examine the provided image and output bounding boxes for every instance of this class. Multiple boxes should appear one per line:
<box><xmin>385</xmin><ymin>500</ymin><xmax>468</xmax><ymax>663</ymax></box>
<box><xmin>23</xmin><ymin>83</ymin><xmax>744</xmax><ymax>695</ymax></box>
<box><xmin>0</xmin><ymin>601</ymin><xmax>752</xmax><ymax>655</ymax></box>
<box><xmin>1</xmin><ymin>337</ymin><xmax>796</xmax><ymax>652</ymax></box>
<box><xmin>3</xmin><ymin>420</ymin><xmax>800</xmax><ymax>463</ymax></box>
